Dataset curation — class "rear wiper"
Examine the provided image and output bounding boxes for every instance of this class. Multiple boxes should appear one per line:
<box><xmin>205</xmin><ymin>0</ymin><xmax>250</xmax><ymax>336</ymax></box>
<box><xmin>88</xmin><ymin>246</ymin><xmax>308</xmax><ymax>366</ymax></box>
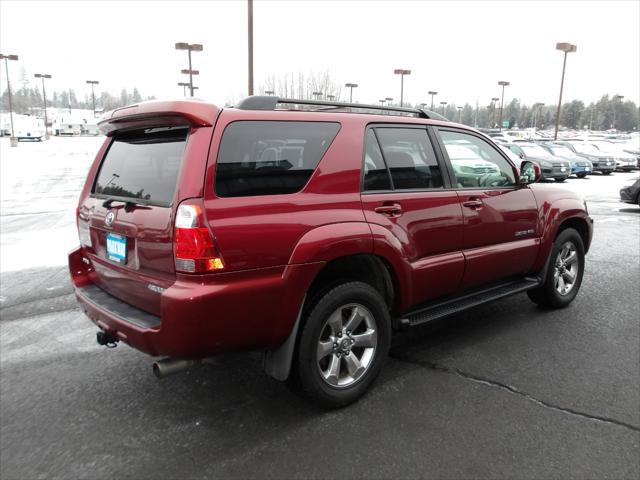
<box><xmin>102</xmin><ymin>198</ymin><xmax>151</xmax><ymax>211</ymax></box>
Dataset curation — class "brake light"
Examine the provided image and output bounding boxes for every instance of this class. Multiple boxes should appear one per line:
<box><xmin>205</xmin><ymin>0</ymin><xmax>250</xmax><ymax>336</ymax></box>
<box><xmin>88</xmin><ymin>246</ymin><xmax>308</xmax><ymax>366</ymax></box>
<box><xmin>174</xmin><ymin>203</ymin><xmax>224</xmax><ymax>273</ymax></box>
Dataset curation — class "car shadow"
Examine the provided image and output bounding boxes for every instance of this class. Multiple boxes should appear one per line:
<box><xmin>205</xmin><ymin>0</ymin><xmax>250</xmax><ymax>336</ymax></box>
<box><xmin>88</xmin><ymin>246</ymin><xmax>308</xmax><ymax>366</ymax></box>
<box><xmin>619</xmin><ymin>207</ymin><xmax>640</xmax><ymax>214</ymax></box>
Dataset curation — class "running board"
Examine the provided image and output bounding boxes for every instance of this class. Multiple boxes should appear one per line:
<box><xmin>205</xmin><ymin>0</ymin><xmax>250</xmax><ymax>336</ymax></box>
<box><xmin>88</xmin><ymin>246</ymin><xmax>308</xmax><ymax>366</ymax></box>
<box><xmin>397</xmin><ymin>278</ymin><xmax>541</xmax><ymax>328</ymax></box>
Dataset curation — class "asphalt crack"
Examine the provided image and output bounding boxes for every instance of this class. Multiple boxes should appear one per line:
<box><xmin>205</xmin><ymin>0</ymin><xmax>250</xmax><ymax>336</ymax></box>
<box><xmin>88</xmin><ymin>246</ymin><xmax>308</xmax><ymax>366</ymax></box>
<box><xmin>390</xmin><ymin>354</ymin><xmax>640</xmax><ymax>433</ymax></box>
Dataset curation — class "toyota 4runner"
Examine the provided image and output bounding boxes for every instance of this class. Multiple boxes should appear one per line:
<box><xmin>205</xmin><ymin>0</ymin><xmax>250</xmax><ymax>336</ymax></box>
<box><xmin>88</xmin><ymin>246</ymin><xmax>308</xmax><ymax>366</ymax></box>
<box><xmin>69</xmin><ymin>97</ymin><xmax>593</xmax><ymax>407</ymax></box>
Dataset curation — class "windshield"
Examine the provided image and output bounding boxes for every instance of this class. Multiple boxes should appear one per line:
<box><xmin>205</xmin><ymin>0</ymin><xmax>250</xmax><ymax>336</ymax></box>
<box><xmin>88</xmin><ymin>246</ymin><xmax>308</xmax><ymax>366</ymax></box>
<box><xmin>521</xmin><ymin>145</ymin><xmax>552</xmax><ymax>158</ymax></box>
<box><xmin>590</xmin><ymin>141</ymin><xmax>618</xmax><ymax>153</ymax></box>
<box><xmin>93</xmin><ymin>127</ymin><xmax>188</xmax><ymax>206</ymax></box>
<box><xmin>549</xmin><ymin>146</ymin><xmax>575</xmax><ymax>157</ymax></box>
<box><xmin>572</xmin><ymin>143</ymin><xmax>600</xmax><ymax>155</ymax></box>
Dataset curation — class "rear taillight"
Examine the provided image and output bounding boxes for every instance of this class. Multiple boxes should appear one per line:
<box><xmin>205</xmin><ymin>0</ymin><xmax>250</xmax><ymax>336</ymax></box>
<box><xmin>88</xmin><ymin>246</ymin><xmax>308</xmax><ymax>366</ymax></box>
<box><xmin>174</xmin><ymin>202</ymin><xmax>224</xmax><ymax>273</ymax></box>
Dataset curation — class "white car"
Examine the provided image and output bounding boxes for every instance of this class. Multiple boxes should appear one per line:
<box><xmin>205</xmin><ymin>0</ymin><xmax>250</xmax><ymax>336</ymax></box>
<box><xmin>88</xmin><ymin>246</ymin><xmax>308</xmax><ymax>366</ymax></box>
<box><xmin>589</xmin><ymin>141</ymin><xmax>637</xmax><ymax>171</ymax></box>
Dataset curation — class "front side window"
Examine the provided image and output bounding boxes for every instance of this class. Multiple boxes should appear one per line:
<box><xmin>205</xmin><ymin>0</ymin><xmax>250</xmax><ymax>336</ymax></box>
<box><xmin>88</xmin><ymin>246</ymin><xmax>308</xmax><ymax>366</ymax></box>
<box><xmin>375</xmin><ymin>127</ymin><xmax>443</xmax><ymax>190</ymax></box>
<box><xmin>93</xmin><ymin>127</ymin><xmax>188</xmax><ymax>206</ymax></box>
<box><xmin>215</xmin><ymin>121</ymin><xmax>340</xmax><ymax>197</ymax></box>
<box><xmin>439</xmin><ymin>130</ymin><xmax>516</xmax><ymax>188</ymax></box>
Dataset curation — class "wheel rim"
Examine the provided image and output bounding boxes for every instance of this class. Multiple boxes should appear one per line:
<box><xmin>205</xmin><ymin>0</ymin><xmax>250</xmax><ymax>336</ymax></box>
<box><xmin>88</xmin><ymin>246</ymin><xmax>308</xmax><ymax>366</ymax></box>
<box><xmin>553</xmin><ymin>241</ymin><xmax>579</xmax><ymax>296</ymax></box>
<box><xmin>316</xmin><ymin>303</ymin><xmax>378</xmax><ymax>388</ymax></box>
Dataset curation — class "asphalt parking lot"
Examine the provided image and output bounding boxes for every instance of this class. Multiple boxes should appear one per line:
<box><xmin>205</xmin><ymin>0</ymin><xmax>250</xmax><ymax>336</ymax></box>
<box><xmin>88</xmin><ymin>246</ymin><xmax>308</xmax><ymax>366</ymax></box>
<box><xmin>1</xmin><ymin>138</ymin><xmax>639</xmax><ymax>479</ymax></box>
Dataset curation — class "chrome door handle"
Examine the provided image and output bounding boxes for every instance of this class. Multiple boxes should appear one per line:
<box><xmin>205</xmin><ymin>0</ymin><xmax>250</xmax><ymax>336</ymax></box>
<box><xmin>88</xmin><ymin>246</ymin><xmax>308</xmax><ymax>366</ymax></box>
<box><xmin>462</xmin><ymin>199</ymin><xmax>483</xmax><ymax>209</ymax></box>
<box><xmin>375</xmin><ymin>203</ymin><xmax>403</xmax><ymax>216</ymax></box>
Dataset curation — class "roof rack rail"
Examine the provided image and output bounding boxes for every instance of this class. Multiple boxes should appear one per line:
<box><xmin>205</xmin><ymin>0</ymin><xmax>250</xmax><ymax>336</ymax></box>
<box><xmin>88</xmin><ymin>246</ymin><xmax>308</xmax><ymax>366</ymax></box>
<box><xmin>234</xmin><ymin>95</ymin><xmax>448</xmax><ymax>121</ymax></box>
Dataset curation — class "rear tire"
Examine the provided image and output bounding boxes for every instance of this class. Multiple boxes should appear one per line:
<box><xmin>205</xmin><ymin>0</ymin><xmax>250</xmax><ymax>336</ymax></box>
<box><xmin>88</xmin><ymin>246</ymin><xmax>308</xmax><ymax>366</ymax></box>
<box><xmin>554</xmin><ymin>178</ymin><xmax>566</xmax><ymax>182</ymax></box>
<box><xmin>289</xmin><ymin>281</ymin><xmax>391</xmax><ymax>408</ymax></box>
<box><xmin>602</xmin><ymin>171</ymin><xmax>612</xmax><ymax>175</ymax></box>
<box><xmin>577</xmin><ymin>173</ymin><xmax>587</xmax><ymax>178</ymax></box>
<box><xmin>528</xmin><ymin>228</ymin><xmax>585</xmax><ymax>309</ymax></box>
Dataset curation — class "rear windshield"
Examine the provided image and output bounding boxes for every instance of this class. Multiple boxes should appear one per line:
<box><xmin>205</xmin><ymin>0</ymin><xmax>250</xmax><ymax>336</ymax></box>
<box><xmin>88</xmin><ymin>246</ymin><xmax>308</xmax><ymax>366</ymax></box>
<box><xmin>93</xmin><ymin>127</ymin><xmax>188</xmax><ymax>206</ymax></box>
<box><xmin>215</xmin><ymin>121</ymin><xmax>340</xmax><ymax>197</ymax></box>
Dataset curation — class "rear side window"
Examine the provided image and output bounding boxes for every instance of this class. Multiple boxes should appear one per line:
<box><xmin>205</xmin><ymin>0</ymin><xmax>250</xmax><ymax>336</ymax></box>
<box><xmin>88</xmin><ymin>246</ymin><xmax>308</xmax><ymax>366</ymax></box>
<box><xmin>215</xmin><ymin>121</ymin><xmax>340</xmax><ymax>197</ymax></box>
<box><xmin>93</xmin><ymin>127</ymin><xmax>188</xmax><ymax>206</ymax></box>
<box><xmin>375</xmin><ymin>127</ymin><xmax>444</xmax><ymax>189</ymax></box>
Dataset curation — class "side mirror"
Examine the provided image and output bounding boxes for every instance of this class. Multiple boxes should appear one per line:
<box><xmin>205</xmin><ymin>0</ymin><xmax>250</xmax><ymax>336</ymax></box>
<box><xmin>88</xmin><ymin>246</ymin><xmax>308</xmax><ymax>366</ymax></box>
<box><xmin>519</xmin><ymin>161</ymin><xmax>541</xmax><ymax>185</ymax></box>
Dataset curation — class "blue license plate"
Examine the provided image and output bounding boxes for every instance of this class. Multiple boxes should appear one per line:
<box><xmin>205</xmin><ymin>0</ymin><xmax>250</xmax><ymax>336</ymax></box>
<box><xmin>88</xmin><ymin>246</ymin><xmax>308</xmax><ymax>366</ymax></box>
<box><xmin>106</xmin><ymin>233</ymin><xmax>127</xmax><ymax>264</ymax></box>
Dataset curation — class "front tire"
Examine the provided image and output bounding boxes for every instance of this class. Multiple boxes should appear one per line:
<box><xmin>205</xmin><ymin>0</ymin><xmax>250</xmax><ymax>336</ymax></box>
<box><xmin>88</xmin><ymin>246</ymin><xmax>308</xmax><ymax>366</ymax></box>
<box><xmin>555</xmin><ymin>178</ymin><xmax>566</xmax><ymax>182</ymax></box>
<box><xmin>289</xmin><ymin>282</ymin><xmax>391</xmax><ymax>408</ymax></box>
<box><xmin>577</xmin><ymin>173</ymin><xmax>587</xmax><ymax>178</ymax></box>
<box><xmin>528</xmin><ymin>228</ymin><xmax>585</xmax><ymax>309</ymax></box>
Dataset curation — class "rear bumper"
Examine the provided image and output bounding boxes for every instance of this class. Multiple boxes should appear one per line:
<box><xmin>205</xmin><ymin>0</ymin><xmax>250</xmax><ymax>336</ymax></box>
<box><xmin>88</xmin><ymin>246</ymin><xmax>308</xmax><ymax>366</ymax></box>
<box><xmin>69</xmin><ymin>247</ymin><xmax>323</xmax><ymax>359</ymax></box>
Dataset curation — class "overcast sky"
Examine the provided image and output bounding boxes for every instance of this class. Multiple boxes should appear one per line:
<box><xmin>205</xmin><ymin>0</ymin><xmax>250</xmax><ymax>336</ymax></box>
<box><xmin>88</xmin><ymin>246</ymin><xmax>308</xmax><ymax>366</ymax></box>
<box><xmin>1</xmin><ymin>0</ymin><xmax>639</xmax><ymax>108</ymax></box>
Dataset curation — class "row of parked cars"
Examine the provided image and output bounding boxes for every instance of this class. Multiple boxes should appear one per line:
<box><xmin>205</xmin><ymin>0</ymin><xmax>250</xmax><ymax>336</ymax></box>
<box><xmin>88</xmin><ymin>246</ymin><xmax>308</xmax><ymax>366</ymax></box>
<box><xmin>485</xmin><ymin>133</ymin><xmax>640</xmax><ymax>183</ymax></box>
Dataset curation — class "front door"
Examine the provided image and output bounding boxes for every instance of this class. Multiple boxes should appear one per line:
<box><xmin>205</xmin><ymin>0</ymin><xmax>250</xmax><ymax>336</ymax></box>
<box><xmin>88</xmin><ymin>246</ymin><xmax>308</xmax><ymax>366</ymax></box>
<box><xmin>435</xmin><ymin>128</ymin><xmax>540</xmax><ymax>289</ymax></box>
<box><xmin>360</xmin><ymin>126</ymin><xmax>465</xmax><ymax>308</ymax></box>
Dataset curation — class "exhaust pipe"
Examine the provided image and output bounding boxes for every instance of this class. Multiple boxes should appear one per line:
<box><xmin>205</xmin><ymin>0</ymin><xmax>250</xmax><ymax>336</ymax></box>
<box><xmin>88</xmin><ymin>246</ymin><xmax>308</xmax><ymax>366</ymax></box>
<box><xmin>152</xmin><ymin>358</ymin><xmax>198</xmax><ymax>379</ymax></box>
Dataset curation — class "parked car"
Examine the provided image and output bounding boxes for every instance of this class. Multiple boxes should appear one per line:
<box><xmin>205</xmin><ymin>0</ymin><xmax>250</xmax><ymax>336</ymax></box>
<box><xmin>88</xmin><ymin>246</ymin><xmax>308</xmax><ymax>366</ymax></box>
<box><xmin>619</xmin><ymin>177</ymin><xmax>640</xmax><ymax>206</ymax></box>
<box><xmin>555</xmin><ymin>141</ymin><xmax>616</xmax><ymax>175</ymax></box>
<box><xmin>588</xmin><ymin>140</ymin><xmax>636</xmax><ymax>171</ymax></box>
<box><xmin>69</xmin><ymin>97</ymin><xmax>592</xmax><ymax>407</ymax></box>
<box><xmin>506</xmin><ymin>142</ymin><xmax>571</xmax><ymax>181</ymax></box>
<box><xmin>497</xmin><ymin>144</ymin><xmax>523</xmax><ymax>168</ymax></box>
<box><xmin>541</xmin><ymin>143</ymin><xmax>593</xmax><ymax>178</ymax></box>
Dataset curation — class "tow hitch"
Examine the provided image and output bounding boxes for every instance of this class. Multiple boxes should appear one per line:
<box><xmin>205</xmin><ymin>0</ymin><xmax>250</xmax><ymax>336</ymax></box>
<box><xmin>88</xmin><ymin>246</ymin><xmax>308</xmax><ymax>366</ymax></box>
<box><xmin>96</xmin><ymin>330</ymin><xmax>119</xmax><ymax>348</ymax></box>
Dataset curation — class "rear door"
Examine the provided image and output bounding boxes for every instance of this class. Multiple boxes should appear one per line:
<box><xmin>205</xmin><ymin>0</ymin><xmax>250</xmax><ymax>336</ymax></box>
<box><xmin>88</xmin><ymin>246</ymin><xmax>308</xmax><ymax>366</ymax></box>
<box><xmin>360</xmin><ymin>125</ymin><xmax>465</xmax><ymax>307</ymax></box>
<box><xmin>78</xmin><ymin>126</ymin><xmax>191</xmax><ymax>315</ymax></box>
<box><xmin>435</xmin><ymin>128</ymin><xmax>540</xmax><ymax>289</ymax></box>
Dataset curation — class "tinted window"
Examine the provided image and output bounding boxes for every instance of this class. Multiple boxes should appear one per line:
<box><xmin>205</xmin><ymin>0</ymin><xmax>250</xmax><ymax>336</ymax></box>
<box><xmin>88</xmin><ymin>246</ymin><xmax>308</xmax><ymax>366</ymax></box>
<box><xmin>94</xmin><ymin>127</ymin><xmax>187</xmax><ymax>206</ymax></box>
<box><xmin>363</xmin><ymin>130</ymin><xmax>391</xmax><ymax>191</ymax></box>
<box><xmin>216</xmin><ymin>121</ymin><xmax>340</xmax><ymax>197</ymax></box>
<box><xmin>440</xmin><ymin>130</ymin><xmax>516</xmax><ymax>188</ymax></box>
<box><xmin>375</xmin><ymin>128</ymin><xmax>443</xmax><ymax>189</ymax></box>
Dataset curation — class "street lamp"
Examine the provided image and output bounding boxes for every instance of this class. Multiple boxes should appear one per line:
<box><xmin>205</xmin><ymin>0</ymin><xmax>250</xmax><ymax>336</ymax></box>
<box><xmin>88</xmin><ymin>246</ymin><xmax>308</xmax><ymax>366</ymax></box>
<box><xmin>0</xmin><ymin>53</ymin><xmax>18</xmax><ymax>147</ymax></box>
<box><xmin>457</xmin><ymin>106</ymin><xmax>463</xmax><ymax>123</ymax></box>
<box><xmin>385</xmin><ymin>97</ymin><xmax>393</xmax><ymax>106</ymax></box>
<box><xmin>35</xmin><ymin>73</ymin><xmax>52</xmax><ymax>139</ymax></box>
<box><xmin>612</xmin><ymin>94</ymin><xmax>624</xmax><ymax>130</ymax></box>
<box><xmin>379</xmin><ymin>99</ymin><xmax>386</xmax><ymax>106</ymax></box>
<box><xmin>497</xmin><ymin>81</ymin><xmax>510</xmax><ymax>131</ymax></box>
<box><xmin>440</xmin><ymin>101</ymin><xmax>447</xmax><ymax>116</ymax></box>
<box><xmin>327</xmin><ymin>94</ymin><xmax>336</xmax><ymax>102</ymax></box>
<box><xmin>177</xmin><ymin>82</ymin><xmax>190</xmax><ymax>96</ymax></box>
<box><xmin>532</xmin><ymin>102</ymin><xmax>545</xmax><ymax>129</ymax></box>
<box><xmin>175</xmin><ymin>42</ymin><xmax>203</xmax><ymax>96</ymax></box>
<box><xmin>312</xmin><ymin>91</ymin><xmax>323</xmax><ymax>100</ymax></box>
<box><xmin>85</xmin><ymin>80</ymin><xmax>99</xmax><ymax>118</ymax></box>
<box><xmin>428</xmin><ymin>90</ymin><xmax>438</xmax><ymax>110</ymax></box>
<box><xmin>490</xmin><ymin>97</ymin><xmax>500</xmax><ymax>128</ymax></box>
<box><xmin>264</xmin><ymin>90</ymin><xmax>275</xmax><ymax>96</ymax></box>
<box><xmin>393</xmin><ymin>69</ymin><xmax>411</xmax><ymax>107</ymax></box>
<box><xmin>345</xmin><ymin>83</ymin><xmax>358</xmax><ymax>102</ymax></box>
<box><xmin>553</xmin><ymin>42</ymin><xmax>577</xmax><ymax>139</ymax></box>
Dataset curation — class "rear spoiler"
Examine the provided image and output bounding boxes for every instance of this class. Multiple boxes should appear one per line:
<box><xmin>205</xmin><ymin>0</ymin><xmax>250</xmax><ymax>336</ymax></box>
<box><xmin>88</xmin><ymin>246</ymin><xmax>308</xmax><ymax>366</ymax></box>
<box><xmin>98</xmin><ymin>99</ymin><xmax>220</xmax><ymax>136</ymax></box>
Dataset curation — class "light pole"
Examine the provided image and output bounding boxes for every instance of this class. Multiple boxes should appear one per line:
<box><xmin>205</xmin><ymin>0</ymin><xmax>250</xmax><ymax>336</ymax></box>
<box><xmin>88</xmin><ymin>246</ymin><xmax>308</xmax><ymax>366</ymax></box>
<box><xmin>612</xmin><ymin>94</ymin><xmax>624</xmax><ymax>130</ymax></box>
<box><xmin>385</xmin><ymin>97</ymin><xmax>393</xmax><ymax>106</ymax></box>
<box><xmin>428</xmin><ymin>90</ymin><xmax>438</xmax><ymax>110</ymax></box>
<box><xmin>532</xmin><ymin>102</ymin><xmax>544</xmax><ymax>129</ymax></box>
<box><xmin>497</xmin><ymin>81</ymin><xmax>510</xmax><ymax>131</ymax></box>
<box><xmin>247</xmin><ymin>0</ymin><xmax>254</xmax><ymax>95</ymax></box>
<box><xmin>85</xmin><ymin>80</ymin><xmax>99</xmax><ymax>118</ymax></box>
<box><xmin>553</xmin><ymin>42</ymin><xmax>577</xmax><ymax>139</ymax></box>
<box><xmin>457</xmin><ymin>106</ymin><xmax>463</xmax><ymax>123</ymax></box>
<box><xmin>264</xmin><ymin>90</ymin><xmax>275</xmax><ymax>96</ymax></box>
<box><xmin>312</xmin><ymin>91</ymin><xmax>323</xmax><ymax>100</ymax></box>
<box><xmin>379</xmin><ymin>99</ymin><xmax>386</xmax><ymax>106</ymax></box>
<box><xmin>490</xmin><ymin>97</ymin><xmax>499</xmax><ymax>128</ymax></box>
<box><xmin>1</xmin><ymin>53</ymin><xmax>18</xmax><ymax>147</ymax></box>
<box><xmin>327</xmin><ymin>94</ymin><xmax>336</xmax><ymax>102</ymax></box>
<box><xmin>345</xmin><ymin>83</ymin><xmax>358</xmax><ymax>102</ymax></box>
<box><xmin>34</xmin><ymin>74</ymin><xmax>52</xmax><ymax>139</ymax></box>
<box><xmin>177</xmin><ymin>82</ymin><xmax>190</xmax><ymax>96</ymax></box>
<box><xmin>440</xmin><ymin>101</ymin><xmax>447</xmax><ymax>116</ymax></box>
<box><xmin>393</xmin><ymin>69</ymin><xmax>411</xmax><ymax>107</ymax></box>
<box><xmin>175</xmin><ymin>42</ymin><xmax>203</xmax><ymax>96</ymax></box>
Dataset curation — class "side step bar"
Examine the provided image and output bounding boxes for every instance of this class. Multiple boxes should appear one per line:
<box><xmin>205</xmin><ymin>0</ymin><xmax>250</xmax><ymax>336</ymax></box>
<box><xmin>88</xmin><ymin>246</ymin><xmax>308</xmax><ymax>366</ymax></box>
<box><xmin>397</xmin><ymin>278</ymin><xmax>541</xmax><ymax>328</ymax></box>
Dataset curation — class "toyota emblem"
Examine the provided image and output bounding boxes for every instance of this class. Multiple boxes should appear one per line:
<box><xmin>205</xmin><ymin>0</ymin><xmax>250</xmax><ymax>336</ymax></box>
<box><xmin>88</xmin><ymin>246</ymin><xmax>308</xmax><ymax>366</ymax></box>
<box><xmin>105</xmin><ymin>211</ymin><xmax>115</xmax><ymax>227</ymax></box>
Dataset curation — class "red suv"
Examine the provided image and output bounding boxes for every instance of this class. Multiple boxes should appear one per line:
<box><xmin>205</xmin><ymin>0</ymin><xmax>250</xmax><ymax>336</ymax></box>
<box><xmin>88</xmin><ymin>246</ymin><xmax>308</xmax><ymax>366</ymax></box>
<box><xmin>69</xmin><ymin>97</ymin><xmax>592</xmax><ymax>407</ymax></box>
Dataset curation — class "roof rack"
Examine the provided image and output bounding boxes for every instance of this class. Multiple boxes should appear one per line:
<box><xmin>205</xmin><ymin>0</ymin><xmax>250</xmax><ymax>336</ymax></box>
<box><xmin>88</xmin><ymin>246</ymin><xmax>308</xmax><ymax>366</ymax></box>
<box><xmin>234</xmin><ymin>95</ymin><xmax>448</xmax><ymax>121</ymax></box>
